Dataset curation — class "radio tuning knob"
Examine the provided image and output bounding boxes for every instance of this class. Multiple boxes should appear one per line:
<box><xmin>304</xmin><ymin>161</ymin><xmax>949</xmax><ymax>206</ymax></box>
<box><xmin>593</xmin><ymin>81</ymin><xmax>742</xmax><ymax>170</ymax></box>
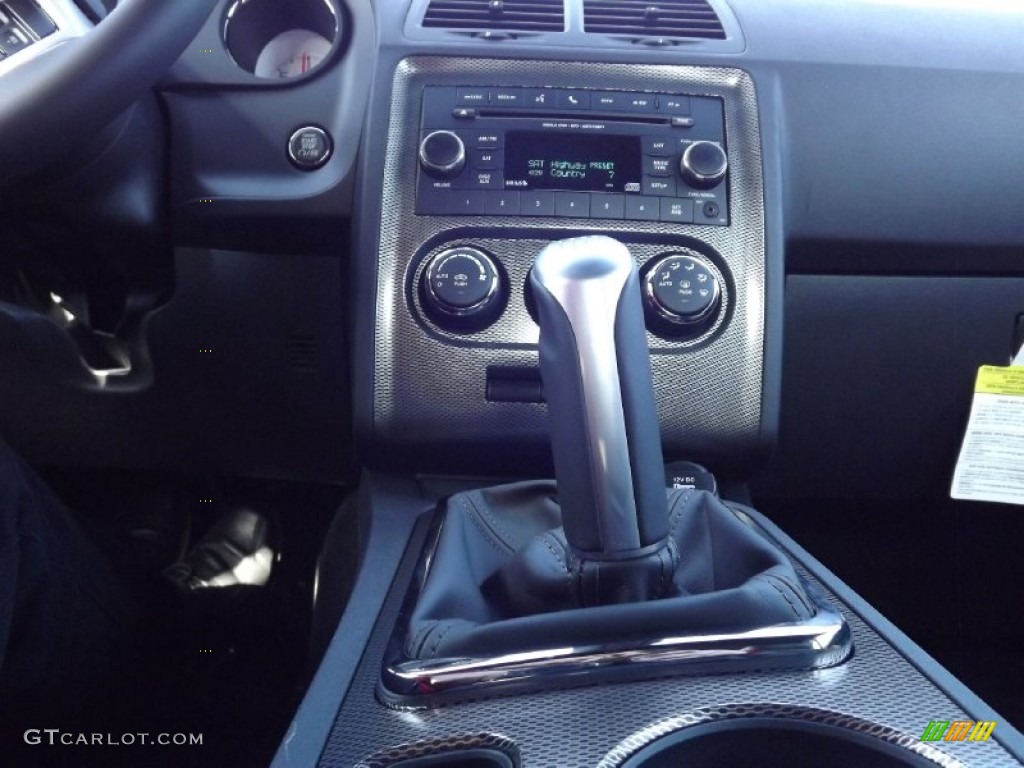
<box><xmin>418</xmin><ymin>130</ymin><xmax>466</xmax><ymax>178</ymax></box>
<box><xmin>679</xmin><ymin>141</ymin><xmax>728</xmax><ymax>189</ymax></box>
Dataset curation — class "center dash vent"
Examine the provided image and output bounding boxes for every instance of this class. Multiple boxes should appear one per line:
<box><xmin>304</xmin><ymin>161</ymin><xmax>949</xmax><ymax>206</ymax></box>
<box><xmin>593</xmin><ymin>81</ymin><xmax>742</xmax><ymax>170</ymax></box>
<box><xmin>583</xmin><ymin>0</ymin><xmax>725</xmax><ymax>40</ymax></box>
<box><xmin>422</xmin><ymin>0</ymin><xmax>565</xmax><ymax>33</ymax></box>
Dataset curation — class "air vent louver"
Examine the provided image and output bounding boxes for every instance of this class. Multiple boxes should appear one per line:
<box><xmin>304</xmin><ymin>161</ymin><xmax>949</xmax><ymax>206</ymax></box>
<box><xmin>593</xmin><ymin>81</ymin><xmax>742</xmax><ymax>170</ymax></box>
<box><xmin>423</xmin><ymin>0</ymin><xmax>565</xmax><ymax>33</ymax></box>
<box><xmin>583</xmin><ymin>0</ymin><xmax>725</xmax><ymax>40</ymax></box>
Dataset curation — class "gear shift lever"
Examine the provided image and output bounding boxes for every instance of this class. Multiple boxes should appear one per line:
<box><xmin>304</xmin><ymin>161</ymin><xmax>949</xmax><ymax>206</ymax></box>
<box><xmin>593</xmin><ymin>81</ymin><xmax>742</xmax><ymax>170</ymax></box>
<box><xmin>530</xmin><ymin>235</ymin><xmax>669</xmax><ymax>561</ymax></box>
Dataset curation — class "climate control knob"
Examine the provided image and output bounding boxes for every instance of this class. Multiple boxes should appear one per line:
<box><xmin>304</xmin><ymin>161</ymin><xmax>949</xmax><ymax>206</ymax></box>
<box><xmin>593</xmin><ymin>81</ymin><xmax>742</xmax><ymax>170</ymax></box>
<box><xmin>418</xmin><ymin>130</ymin><xmax>466</xmax><ymax>178</ymax></box>
<box><xmin>642</xmin><ymin>253</ymin><xmax>722</xmax><ymax>336</ymax></box>
<box><xmin>679</xmin><ymin>141</ymin><xmax>728</xmax><ymax>189</ymax></box>
<box><xmin>420</xmin><ymin>246</ymin><xmax>504</xmax><ymax>330</ymax></box>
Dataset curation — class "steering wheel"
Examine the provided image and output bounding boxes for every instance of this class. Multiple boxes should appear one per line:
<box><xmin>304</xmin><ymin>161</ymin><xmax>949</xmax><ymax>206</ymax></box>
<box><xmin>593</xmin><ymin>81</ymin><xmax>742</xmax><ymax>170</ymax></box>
<box><xmin>0</xmin><ymin>0</ymin><xmax>219</xmax><ymax>184</ymax></box>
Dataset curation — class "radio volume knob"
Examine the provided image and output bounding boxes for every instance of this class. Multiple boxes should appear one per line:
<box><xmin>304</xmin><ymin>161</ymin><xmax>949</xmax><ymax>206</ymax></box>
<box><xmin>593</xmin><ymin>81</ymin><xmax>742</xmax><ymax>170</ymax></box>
<box><xmin>419</xmin><ymin>131</ymin><xmax>466</xmax><ymax>178</ymax></box>
<box><xmin>679</xmin><ymin>141</ymin><xmax>728</xmax><ymax>189</ymax></box>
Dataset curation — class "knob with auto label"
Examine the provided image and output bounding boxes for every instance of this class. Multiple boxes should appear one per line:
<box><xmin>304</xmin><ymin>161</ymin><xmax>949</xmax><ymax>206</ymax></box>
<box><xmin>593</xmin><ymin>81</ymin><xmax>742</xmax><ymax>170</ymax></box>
<box><xmin>418</xmin><ymin>130</ymin><xmax>466</xmax><ymax>178</ymax></box>
<box><xmin>420</xmin><ymin>246</ymin><xmax>504</xmax><ymax>330</ymax></box>
<box><xmin>679</xmin><ymin>141</ymin><xmax>728</xmax><ymax>189</ymax></box>
<box><xmin>642</xmin><ymin>253</ymin><xmax>722</xmax><ymax>336</ymax></box>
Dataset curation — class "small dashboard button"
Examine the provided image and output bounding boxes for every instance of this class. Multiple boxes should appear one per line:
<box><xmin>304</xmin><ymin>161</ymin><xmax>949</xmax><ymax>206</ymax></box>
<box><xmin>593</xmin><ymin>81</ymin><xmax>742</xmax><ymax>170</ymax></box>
<box><xmin>554</xmin><ymin>192</ymin><xmax>590</xmax><ymax>217</ymax></box>
<box><xmin>449</xmin><ymin>191</ymin><xmax>485</xmax><ymax>215</ymax></box>
<box><xmin>456</xmin><ymin>88</ymin><xmax>489</xmax><ymax>106</ymax></box>
<box><xmin>643</xmin><ymin>137</ymin><xmax>672</xmax><ymax>157</ymax></box>
<box><xmin>523</xmin><ymin>89</ymin><xmax>554</xmax><ymax>108</ymax></box>
<box><xmin>470</xmin><ymin>132</ymin><xmax>502</xmax><ymax>149</ymax></box>
<box><xmin>521</xmin><ymin>191</ymin><xmax>555</xmax><ymax>216</ymax></box>
<box><xmin>558</xmin><ymin>90</ymin><xmax>590</xmax><ymax>110</ymax></box>
<box><xmin>591</xmin><ymin>194</ymin><xmax>625</xmax><ymax>220</ymax></box>
<box><xmin>625</xmin><ymin>196</ymin><xmax>660</xmax><ymax>221</ymax></box>
<box><xmin>644</xmin><ymin>157</ymin><xmax>673</xmax><ymax>177</ymax></box>
<box><xmin>643</xmin><ymin>178</ymin><xmax>676</xmax><ymax>196</ymax></box>
<box><xmin>491</xmin><ymin>89</ymin><xmax>524</xmax><ymax>107</ymax></box>
<box><xmin>484</xmin><ymin>191</ymin><xmax>521</xmax><ymax>216</ymax></box>
<box><xmin>659</xmin><ymin>199</ymin><xmax>695</xmax><ymax>224</ymax></box>
<box><xmin>658</xmin><ymin>96</ymin><xmax>692</xmax><ymax>115</ymax></box>
<box><xmin>625</xmin><ymin>94</ymin><xmax>656</xmax><ymax>113</ymax></box>
<box><xmin>287</xmin><ymin>125</ymin><xmax>332</xmax><ymax>170</ymax></box>
<box><xmin>471</xmin><ymin>149</ymin><xmax>503</xmax><ymax>170</ymax></box>
<box><xmin>592</xmin><ymin>91</ymin><xmax>627</xmax><ymax>111</ymax></box>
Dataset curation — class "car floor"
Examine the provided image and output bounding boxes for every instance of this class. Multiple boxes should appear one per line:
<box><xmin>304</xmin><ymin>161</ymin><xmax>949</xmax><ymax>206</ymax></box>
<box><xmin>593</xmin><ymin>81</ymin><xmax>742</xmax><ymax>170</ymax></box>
<box><xmin>2</xmin><ymin>468</ymin><xmax>349</xmax><ymax>768</ymax></box>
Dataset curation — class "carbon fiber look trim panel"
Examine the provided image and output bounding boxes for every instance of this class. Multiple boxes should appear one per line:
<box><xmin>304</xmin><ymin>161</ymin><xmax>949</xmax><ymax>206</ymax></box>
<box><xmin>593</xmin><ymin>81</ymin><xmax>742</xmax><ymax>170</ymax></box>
<box><xmin>373</xmin><ymin>58</ymin><xmax>766</xmax><ymax>466</ymax></box>
<box><xmin>319</xmin><ymin>511</ymin><xmax>1021</xmax><ymax>768</ymax></box>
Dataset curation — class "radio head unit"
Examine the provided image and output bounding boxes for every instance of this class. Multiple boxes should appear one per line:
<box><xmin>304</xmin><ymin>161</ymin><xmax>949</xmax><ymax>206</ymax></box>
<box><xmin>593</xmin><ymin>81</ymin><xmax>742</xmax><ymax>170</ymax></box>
<box><xmin>415</xmin><ymin>86</ymin><xmax>729</xmax><ymax>226</ymax></box>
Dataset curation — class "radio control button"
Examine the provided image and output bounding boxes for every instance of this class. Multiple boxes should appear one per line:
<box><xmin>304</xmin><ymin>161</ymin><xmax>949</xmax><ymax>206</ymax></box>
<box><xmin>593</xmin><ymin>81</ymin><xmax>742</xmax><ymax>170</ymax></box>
<box><xmin>643</xmin><ymin>137</ymin><xmax>672</xmax><ymax>157</ymax></box>
<box><xmin>523</xmin><ymin>89</ymin><xmax>553</xmax><ymax>108</ymax></box>
<box><xmin>558</xmin><ymin>90</ymin><xmax>590</xmax><ymax>110</ymax></box>
<box><xmin>452</xmin><ymin>108</ymin><xmax>477</xmax><ymax>120</ymax></box>
<box><xmin>625</xmin><ymin>94</ymin><xmax>656</xmax><ymax>113</ymax></box>
<box><xmin>591</xmin><ymin>194</ymin><xmax>625</xmax><ymax>220</ymax></box>
<box><xmin>659</xmin><ymin>199</ymin><xmax>695</xmax><ymax>224</ymax></box>
<box><xmin>644</xmin><ymin>156</ymin><xmax>673</xmax><ymax>176</ymax></box>
<box><xmin>625</xmin><ymin>196</ymin><xmax>660</xmax><ymax>221</ymax></box>
<box><xmin>484</xmin><ymin>191</ymin><xmax>521</xmax><ymax>216</ymax></box>
<box><xmin>471</xmin><ymin>149</ymin><xmax>503</xmax><ymax>170</ymax></box>
<box><xmin>470</xmin><ymin>132</ymin><xmax>502</xmax><ymax>149</ymax></box>
<box><xmin>449</xmin><ymin>191</ymin><xmax>485</xmax><ymax>215</ymax></box>
<box><xmin>593</xmin><ymin>91</ymin><xmax>627</xmax><ymax>111</ymax></box>
<box><xmin>491</xmin><ymin>89</ymin><xmax>524</xmax><ymax>107</ymax></box>
<box><xmin>521</xmin><ymin>191</ymin><xmax>555</xmax><ymax>216</ymax></box>
<box><xmin>554</xmin><ymin>192</ymin><xmax>591</xmax><ymax>217</ymax></box>
<box><xmin>460</xmin><ymin>170</ymin><xmax>504</xmax><ymax>190</ymax></box>
<box><xmin>658</xmin><ymin>96</ymin><xmax>692</xmax><ymax>115</ymax></box>
<box><xmin>416</xmin><ymin>191</ymin><xmax>454</xmax><ymax>215</ymax></box>
<box><xmin>456</xmin><ymin>88</ymin><xmax>489</xmax><ymax>106</ymax></box>
<box><xmin>671</xmin><ymin>116</ymin><xmax>696</xmax><ymax>128</ymax></box>
<box><xmin>643</xmin><ymin>177</ymin><xmax>676</xmax><ymax>196</ymax></box>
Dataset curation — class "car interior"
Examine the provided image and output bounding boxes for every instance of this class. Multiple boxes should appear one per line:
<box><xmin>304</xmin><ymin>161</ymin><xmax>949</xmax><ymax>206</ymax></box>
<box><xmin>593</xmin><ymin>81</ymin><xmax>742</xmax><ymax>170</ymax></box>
<box><xmin>1</xmin><ymin>0</ymin><xmax>1023</xmax><ymax>766</ymax></box>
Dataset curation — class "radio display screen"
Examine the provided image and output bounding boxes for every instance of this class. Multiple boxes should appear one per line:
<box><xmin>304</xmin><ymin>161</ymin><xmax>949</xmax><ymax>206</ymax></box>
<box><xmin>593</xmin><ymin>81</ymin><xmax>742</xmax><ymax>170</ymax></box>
<box><xmin>504</xmin><ymin>131</ymin><xmax>642</xmax><ymax>193</ymax></box>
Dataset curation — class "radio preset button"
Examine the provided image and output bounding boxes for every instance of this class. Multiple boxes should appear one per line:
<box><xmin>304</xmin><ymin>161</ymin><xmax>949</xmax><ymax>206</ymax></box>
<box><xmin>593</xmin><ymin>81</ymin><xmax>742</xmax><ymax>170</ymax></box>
<box><xmin>449</xmin><ymin>191</ymin><xmax>485</xmax><ymax>215</ymax></box>
<box><xmin>484</xmin><ymin>191</ymin><xmax>521</xmax><ymax>216</ymax></box>
<box><xmin>591</xmin><ymin>194</ymin><xmax>626</xmax><ymax>220</ymax></box>
<box><xmin>521</xmin><ymin>191</ymin><xmax>556</xmax><ymax>216</ymax></box>
<box><xmin>554</xmin><ymin>192</ymin><xmax>590</xmax><ymax>217</ymax></box>
<box><xmin>626</xmin><ymin>196</ymin><xmax>660</xmax><ymax>221</ymax></box>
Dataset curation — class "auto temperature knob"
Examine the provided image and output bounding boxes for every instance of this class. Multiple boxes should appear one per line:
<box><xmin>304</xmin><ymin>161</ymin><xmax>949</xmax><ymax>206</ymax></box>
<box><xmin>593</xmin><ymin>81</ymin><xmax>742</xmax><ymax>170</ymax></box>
<box><xmin>418</xmin><ymin>130</ymin><xmax>466</xmax><ymax>178</ymax></box>
<box><xmin>679</xmin><ymin>141</ymin><xmax>728</xmax><ymax>189</ymax></box>
<box><xmin>420</xmin><ymin>246</ymin><xmax>504</xmax><ymax>330</ymax></box>
<box><xmin>643</xmin><ymin>253</ymin><xmax>722</xmax><ymax>336</ymax></box>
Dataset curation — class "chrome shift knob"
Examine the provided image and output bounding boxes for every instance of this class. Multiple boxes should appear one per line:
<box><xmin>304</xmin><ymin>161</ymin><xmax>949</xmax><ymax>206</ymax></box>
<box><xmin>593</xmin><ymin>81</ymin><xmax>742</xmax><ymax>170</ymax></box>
<box><xmin>531</xmin><ymin>236</ymin><xmax>668</xmax><ymax>558</ymax></box>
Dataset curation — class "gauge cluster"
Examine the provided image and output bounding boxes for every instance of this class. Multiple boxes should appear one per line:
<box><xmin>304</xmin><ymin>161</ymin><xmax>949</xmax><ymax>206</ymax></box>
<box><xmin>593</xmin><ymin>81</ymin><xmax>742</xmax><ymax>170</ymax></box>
<box><xmin>223</xmin><ymin>0</ymin><xmax>340</xmax><ymax>80</ymax></box>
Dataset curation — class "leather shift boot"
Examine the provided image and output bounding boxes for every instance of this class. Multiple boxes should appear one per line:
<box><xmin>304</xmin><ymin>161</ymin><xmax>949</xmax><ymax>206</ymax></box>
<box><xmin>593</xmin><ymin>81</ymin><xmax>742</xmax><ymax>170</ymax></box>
<box><xmin>405</xmin><ymin>481</ymin><xmax>816</xmax><ymax>661</ymax></box>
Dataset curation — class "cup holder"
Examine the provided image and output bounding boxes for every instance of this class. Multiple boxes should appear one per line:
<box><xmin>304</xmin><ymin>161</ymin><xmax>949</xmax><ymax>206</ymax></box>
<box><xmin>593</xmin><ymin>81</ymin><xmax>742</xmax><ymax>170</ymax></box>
<box><xmin>223</xmin><ymin>0</ymin><xmax>341</xmax><ymax>79</ymax></box>
<box><xmin>620</xmin><ymin>718</ymin><xmax>955</xmax><ymax>768</ymax></box>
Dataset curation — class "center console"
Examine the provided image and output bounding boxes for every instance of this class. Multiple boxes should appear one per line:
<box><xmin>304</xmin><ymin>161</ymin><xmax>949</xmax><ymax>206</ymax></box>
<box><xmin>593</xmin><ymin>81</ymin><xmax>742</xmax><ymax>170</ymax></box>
<box><xmin>274</xmin><ymin>52</ymin><xmax>1024</xmax><ymax>768</ymax></box>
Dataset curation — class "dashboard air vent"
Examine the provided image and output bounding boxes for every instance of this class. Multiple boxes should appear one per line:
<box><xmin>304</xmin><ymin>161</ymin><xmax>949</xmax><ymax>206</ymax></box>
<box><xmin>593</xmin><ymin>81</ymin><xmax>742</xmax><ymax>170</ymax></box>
<box><xmin>422</xmin><ymin>0</ymin><xmax>565</xmax><ymax>33</ymax></box>
<box><xmin>583</xmin><ymin>0</ymin><xmax>725</xmax><ymax>40</ymax></box>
